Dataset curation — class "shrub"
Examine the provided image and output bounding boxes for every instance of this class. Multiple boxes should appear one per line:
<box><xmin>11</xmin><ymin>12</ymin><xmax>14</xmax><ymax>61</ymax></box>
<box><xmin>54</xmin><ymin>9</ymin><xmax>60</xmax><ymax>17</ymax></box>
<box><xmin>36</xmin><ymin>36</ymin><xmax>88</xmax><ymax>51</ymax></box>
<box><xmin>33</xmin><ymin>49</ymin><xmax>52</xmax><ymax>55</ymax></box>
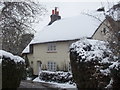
<box><xmin>70</xmin><ymin>38</ymin><xmax>120</xmax><ymax>90</ymax></box>
<box><xmin>22</xmin><ymin>66</ymin><xmax>34</xmax><ymax>80</ymax></box>
<box><xmin>1</xmin><ymin>50</ymin><xmax>25</xmax><ymax>89</ymax></box>
<box><xmin>39</xmin><ymin>71</ymin><xmax>74</xmax><ymax>84</ymax></box>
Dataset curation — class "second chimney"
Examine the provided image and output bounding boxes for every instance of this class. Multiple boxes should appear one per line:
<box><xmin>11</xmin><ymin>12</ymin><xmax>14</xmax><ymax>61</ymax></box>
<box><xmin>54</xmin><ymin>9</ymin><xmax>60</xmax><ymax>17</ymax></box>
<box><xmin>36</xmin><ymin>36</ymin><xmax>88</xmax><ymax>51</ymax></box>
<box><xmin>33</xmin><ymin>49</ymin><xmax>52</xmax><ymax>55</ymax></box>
<box><xmin>52</xmin><ymin>10</ymin><xmax>54</xmax><ymax>14</ymax></box>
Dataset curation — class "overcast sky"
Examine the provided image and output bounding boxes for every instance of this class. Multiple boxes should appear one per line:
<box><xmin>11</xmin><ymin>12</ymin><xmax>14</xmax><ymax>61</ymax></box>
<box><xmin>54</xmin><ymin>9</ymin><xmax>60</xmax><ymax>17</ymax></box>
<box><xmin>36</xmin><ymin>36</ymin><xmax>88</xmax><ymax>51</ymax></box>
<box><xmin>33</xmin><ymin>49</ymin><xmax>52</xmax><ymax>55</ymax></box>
<box><xmin>32</xmin><ymin>0</ymin><xmax>119</xmax><ymax>32</ymax></box>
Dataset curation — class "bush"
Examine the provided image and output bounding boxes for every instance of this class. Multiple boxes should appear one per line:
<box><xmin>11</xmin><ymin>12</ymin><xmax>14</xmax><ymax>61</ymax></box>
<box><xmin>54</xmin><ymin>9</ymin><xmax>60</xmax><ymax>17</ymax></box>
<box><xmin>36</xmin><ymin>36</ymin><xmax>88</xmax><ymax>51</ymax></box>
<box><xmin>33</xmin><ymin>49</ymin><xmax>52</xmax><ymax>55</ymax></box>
<box><xmin>109</xmin><ymin>61</ymin><xmax>120</xmax><ymax>90</ymax></box>
<box><xmin>22</xmin><ymin>66</ymin><xmax>34</xmax><ymax>80</ymax></box>
<box><xmin>39</xmin><ymin>71</ymin><xmax>74</xmax><ymax>84</ymax></box>
<box><xmin>1</xmin><ymin>50</ymin><xmax>25</xmax><ymax>89</ymax></box>
<box><xmin>70</xmin><ymin>38</ymin><xmax>120</xmax><ymax>90</ymax></box>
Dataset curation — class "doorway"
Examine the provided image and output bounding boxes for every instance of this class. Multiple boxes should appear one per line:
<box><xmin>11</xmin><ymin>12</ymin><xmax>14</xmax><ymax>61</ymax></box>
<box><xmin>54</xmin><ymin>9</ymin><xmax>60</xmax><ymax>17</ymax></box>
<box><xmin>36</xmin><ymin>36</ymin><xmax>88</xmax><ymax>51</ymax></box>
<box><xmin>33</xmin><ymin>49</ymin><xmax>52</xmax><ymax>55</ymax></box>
<box><xmin>37</xmin><ymin>61</ymin><xmax>42</xmax><ymax>76</ymax></box>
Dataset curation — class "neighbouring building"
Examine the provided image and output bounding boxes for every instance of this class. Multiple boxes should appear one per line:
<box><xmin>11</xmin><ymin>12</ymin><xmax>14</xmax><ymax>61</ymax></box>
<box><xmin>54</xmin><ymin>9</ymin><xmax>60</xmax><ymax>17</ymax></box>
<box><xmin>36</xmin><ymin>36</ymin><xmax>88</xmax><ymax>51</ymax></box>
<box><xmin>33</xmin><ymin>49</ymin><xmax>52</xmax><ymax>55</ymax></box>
<box><xmin>22</xmin><ymin>8</ymin><xmax>112</xmax><ymax>75</ymax></box>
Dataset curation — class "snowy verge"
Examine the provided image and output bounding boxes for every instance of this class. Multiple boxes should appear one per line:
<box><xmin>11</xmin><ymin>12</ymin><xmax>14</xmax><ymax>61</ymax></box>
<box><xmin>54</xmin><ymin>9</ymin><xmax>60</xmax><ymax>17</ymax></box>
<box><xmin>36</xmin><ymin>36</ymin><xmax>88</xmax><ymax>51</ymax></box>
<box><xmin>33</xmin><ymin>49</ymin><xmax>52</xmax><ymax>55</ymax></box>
<box><xmin>33</xmin><ymin>77</ymin><xmax>77</xmax><ymax>89</ymax></box>
<box><xmin>0</xmin><ymin>50</ymin><xmax>25</xmax><ymax>63</ymax></box>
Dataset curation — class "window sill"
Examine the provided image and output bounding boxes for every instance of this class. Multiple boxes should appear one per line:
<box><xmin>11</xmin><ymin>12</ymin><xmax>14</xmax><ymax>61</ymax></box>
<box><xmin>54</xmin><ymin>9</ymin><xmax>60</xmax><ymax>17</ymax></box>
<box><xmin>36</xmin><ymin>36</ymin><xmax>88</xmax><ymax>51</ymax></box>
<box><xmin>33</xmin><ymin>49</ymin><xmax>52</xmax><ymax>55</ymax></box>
<box><xmin>47</xmin><ymin>51</ymin><xmax>57</xmax><ymax>53</ymax></box>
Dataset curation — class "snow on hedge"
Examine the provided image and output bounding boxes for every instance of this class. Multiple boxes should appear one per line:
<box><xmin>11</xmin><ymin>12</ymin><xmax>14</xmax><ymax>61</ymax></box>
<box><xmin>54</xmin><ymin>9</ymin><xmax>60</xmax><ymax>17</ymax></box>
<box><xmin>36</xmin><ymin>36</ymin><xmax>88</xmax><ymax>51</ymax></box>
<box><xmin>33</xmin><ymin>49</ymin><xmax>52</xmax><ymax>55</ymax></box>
<box><xmin>38</xmin><ymin>70</ymin><xmax>73</xmax><ymax>84</ymax></box>
<box><xmin>70</xmin><ymin>38</ymin><xmax>120</xmax><ymax>69</ymax></box>
<box><xmin>70</xmin><ymin>38</ymin><xmax>120</xmax><ymax>89</ymax></box>
<box><xmin>70</xmin><ymin>38</ymin><xmax>119</xmax><ymax>69</ymax></box>
<box><xmin>33</xmin><ymin>77</ymin><xmax>76</xmax><ymax>89</ymax></box>
<box><xmin>33</xmin><ymin>70</ymin><xmax>76</xmax><ymax>89</ymax></box>
<box><xmin>70</xmin><ymin>38</ymin><xmax>111</xmax><ymax>62</ymax></box>
<box><xmin>0</xmin><ymin>50</ymin><xmax>25</xmax><ymax>63</ymax></box>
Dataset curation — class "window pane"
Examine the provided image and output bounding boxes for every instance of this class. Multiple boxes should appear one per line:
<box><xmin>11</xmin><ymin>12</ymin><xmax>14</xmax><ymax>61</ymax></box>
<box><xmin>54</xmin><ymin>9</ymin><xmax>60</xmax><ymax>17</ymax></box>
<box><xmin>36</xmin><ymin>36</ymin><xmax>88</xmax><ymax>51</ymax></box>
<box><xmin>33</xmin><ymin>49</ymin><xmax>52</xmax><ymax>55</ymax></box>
<box><xmin>53</xmin><ymin>45</ymin><xmax>56</xmax><ymax>50</ymax></box>
<box><xmin>47</xmin><ymin>43</ymin><xmax>56</xmax><ymax>52</ymax></box>
<box><xmin>50</xmin><ymin>45</ymin><xmax>52</xmax><ymax>50</ymax></box>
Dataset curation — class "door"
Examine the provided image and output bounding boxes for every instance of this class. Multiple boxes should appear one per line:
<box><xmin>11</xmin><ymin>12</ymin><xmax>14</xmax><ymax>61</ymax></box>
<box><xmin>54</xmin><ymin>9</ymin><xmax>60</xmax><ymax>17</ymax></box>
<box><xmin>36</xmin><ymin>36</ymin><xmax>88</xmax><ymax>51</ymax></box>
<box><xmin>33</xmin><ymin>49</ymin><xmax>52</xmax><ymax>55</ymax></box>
<box><xmin>37</xmin><ymin>61</ymin><xmax>42</xmax><ymax>76</ymax></box>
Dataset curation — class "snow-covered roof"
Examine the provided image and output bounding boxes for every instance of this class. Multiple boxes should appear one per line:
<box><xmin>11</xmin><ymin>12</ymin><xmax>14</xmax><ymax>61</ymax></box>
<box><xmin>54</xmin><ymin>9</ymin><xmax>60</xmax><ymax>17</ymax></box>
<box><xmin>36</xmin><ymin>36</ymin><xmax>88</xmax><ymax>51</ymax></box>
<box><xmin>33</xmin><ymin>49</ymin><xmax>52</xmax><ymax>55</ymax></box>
<box><xmin>0</xmin><ymin>50</ymin><xmax>25</xmax><ymax>63</ymax></box>
<box><xmin>22</xmin><ymin>14</ymin><xmax>103</xmax><ymax>54</ymax></box>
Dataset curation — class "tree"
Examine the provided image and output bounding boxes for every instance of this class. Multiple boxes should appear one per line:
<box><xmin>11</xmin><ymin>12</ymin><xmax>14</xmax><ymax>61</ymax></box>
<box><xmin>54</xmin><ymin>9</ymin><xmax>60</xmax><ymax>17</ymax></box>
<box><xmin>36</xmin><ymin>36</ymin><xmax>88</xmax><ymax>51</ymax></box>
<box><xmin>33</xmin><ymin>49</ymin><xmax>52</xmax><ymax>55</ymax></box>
<box><xmin>0</xmin><ymin>1</ymin><xmax>47</xmax><ymax>55</ymax></box>
<box><xmin>97</xmin><ymin>5</ymin><xmax>120</xmax><ymax>88</ymax></box>
<box><xmin>106</xmin><ymin>2</ymin><xmax>120</xmax><ymax>58</ymax></box>
<box><xmin>95</xmin><ymin>2</ymin><xmax>120</xmax><ymax>58</ymax></box>
<box><xmin>19</xmin><ymin>33</ymin><xmax>34</xmax><ymax>55</ymax></box>
<box><xmin>104</xmin><ymin>3</ymin><xmax>120</xmax><ymax>89</ymax></box>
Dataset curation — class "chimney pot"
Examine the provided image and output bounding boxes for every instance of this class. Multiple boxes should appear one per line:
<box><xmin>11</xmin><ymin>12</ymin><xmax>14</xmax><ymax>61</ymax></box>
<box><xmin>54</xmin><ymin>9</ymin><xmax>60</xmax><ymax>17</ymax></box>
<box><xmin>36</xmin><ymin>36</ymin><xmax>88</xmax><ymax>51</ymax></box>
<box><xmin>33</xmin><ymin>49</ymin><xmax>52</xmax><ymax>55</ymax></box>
<box><xmin>55</xmin><ymin>7</ymin><xmax>57</xmax><ymax>14</ymax></box>
<box><xmin>52</xmin><ymin>10</ymin><xmax>54</xmax><ymax>14</ymax></box>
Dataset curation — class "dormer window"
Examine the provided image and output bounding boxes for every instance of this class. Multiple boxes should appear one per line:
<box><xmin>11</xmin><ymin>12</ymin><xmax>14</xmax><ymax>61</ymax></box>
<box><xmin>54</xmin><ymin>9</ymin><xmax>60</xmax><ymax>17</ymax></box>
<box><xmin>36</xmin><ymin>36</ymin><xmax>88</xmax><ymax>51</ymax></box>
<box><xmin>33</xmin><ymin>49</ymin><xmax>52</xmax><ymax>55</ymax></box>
<box><xmin>47</xmin><ymin>43</ymin><xmax>56</xmax><ymax>52</ymax></box>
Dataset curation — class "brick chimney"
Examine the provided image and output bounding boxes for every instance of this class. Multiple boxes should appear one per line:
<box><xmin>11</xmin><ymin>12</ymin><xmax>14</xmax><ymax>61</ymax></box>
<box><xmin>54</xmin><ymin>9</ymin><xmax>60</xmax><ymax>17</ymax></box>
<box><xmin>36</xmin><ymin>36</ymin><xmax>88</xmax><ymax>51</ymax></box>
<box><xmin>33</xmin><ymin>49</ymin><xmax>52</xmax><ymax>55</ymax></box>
<box><xmin>48</xmin><ymin>7</ymin><xmax>61</xmax><ymax>25</ymax></box>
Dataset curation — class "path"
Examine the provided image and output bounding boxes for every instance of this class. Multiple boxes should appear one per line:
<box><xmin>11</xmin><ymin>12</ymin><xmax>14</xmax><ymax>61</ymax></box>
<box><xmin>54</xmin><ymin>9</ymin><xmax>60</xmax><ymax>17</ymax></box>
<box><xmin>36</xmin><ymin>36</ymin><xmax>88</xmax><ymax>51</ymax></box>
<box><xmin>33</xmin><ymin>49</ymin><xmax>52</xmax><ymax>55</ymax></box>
<box><xmin>18</xmin><ymin>80</ymin><xmax>59</xmax><ymax>90</ymax></box>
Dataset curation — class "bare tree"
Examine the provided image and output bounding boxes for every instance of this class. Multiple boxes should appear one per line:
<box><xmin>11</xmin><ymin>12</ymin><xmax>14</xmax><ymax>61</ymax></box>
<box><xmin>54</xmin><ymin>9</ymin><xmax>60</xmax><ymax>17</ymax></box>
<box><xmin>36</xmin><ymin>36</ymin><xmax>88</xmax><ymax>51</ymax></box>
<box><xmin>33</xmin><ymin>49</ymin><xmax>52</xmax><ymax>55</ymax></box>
<box><xmin>0</xmin><ymin>1</ymin><xmax>47</xmax><ymax>55</ymax></box>
<box><xmin>106</xmin><ymin>2</ymin><xmax>120</xmax><ymax>58</ymax></box>
<box><xmin>85</xmin><ymin>2</ymin><xmax>120</xmax><ymax>58</ymax></box>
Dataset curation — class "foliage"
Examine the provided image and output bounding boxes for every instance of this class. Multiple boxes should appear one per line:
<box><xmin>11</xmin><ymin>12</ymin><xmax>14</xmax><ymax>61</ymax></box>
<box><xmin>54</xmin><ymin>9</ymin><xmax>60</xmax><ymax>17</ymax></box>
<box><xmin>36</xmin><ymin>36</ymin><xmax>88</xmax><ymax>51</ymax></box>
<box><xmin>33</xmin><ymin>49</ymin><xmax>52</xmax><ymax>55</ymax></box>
<box><xmin>39</xmin><ymin>71</ymin><xmax>74</xmax><ymax>84</ymax></box>
<box><xmin>2</xmin><ymin>55</ymin><xmax>25</xmax><ymax>89</ymax></box>
<box><xmin>105</xmin><ymin>15</ymin><xmax>120</xmax><ymax>58</ymax></box>
<box><xmin>0</xmin><ymin>1</ymin><xmax>47</xmax><ymax>55</ymax></box>
<box><xmin>70</xmin><ymin>38</ymin><xmax>120</xmax><ymax>90</ymax></box>
<box><xmin>22</xmin><ymin>66</ymin><xmax>34</xmax><ymax>80</ymax></box>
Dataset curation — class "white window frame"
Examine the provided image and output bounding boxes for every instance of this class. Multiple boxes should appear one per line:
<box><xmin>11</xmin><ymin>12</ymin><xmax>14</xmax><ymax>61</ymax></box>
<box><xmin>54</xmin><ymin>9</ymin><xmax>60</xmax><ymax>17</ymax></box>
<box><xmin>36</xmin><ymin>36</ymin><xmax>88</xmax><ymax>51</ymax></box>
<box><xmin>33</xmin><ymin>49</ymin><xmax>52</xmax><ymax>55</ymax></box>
<box><xmin>47</xmin><ymin>43</ymin><xmax>56</xmax><ymax>52</ymax></box>
<box><xmin>47</xmin><ymin>61</ymin><xmax>56</xmax><ymax>71</ymax></box>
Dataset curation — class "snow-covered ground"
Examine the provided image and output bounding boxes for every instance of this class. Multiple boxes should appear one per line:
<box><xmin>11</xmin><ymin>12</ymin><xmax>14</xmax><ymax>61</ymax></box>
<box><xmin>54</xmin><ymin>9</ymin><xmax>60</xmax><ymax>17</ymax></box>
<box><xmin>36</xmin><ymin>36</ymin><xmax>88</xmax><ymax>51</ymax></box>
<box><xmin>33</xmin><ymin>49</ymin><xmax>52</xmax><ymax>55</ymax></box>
<box><xmin>33</xmin><ymin>77</ymin><xmax>77</xmax><ymax>89</ymax></box>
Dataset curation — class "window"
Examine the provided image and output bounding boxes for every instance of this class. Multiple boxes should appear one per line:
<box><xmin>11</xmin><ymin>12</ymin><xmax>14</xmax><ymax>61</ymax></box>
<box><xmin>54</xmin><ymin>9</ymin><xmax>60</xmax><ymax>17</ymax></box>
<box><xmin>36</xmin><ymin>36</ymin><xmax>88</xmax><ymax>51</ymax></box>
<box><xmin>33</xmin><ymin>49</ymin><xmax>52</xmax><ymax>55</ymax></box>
<box><xmin>103</xmin><ymin>28</ymin><xmax>106</xmax><ymax>34</ymax></box>
<box><xmin>47</xmin><ymin>43</ymin><xmax>56</xmax><ymax>52</ymax></box>
<box><xmin>47</xmin><ymin>61</ymin><xmax>56</xmax><ymax>71</ymax></box>
<box><xmin>101</xmin><ymin>28</ymin><xmax>107</xmax><ymax>35</ymax></box>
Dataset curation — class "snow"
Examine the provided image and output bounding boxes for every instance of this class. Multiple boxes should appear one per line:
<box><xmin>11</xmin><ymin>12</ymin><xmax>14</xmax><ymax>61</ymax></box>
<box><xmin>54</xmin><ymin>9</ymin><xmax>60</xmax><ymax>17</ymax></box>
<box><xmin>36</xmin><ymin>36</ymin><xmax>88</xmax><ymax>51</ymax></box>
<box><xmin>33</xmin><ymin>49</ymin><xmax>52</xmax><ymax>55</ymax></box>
<box><xmin>40</xmin><ymin>70</ymin><xmax>57</xmax><ymax>74</ymax></box>
<box><xmin>118</xmin><ymin>31</ymin><xmax>120</xmax><ymax>33</ymax></box>
<box><xmin>105</xmin><ymin>78</ymin><xmax>113</xmax><ymax>89</ymax></box>
<box><xmin>100</xmin><ymin>69</ymin><xmax>110</xmax><ymax>76</ymax></box>
<box><xmin>33</xmin><ymin>70</ymin><xmax>76</xmax><ymax>89</ymax></box>
<box><xmin>22</xmin><ymin>44</ymin><xmax>30</xmax><ymax>54</ymax></box>
<box><xmin>109</xmin><ymin>61</ymin><xmax>120</xmax><ymax>70</ymax></box>
<box><xmin>26</xmin><ymin>77</ymin><xmax>32</xmax><ymax>80</ymax></box>
<box><xmin>32</xmin><ymin>14</ymin><xmax>101</xmax><ymax>44</ymax></box>
<box><xmin>70</xmin><ymin>38</ymin><xmax>120</xmax><ymax>89</ymax></box>
<box><xmin>22</xmin><ymin>14</ymin><xmax>102</xmax><ymax>53</ymax></box>
<box><xmin>0</xmin><ymin>50</ymin><xmax>25</xmax><ymax>63</ymax></box>
<box><xmin>70</xmin><ymin>38</ymin><xmax>110</xmax><ymax>63</ymax></box>
<box><xmin>33</xmin><ymin>77</ymin><xmax>76</xmax><ymax>89</ymax></box>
